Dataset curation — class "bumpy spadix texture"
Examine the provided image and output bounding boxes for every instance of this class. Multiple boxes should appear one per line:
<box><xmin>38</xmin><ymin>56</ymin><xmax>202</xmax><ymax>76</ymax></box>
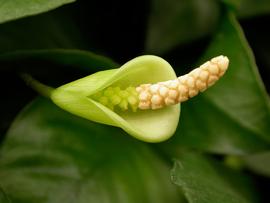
<box><xmin>92</xmin><ymin>86</ymin><xmax>139</xmax><ymax>112</ymax></box>
<box><xmin>137</xmin><ymin>55</ymin><xmax>229</xmax><ymax>109</ymax></box>
<box><xmin>94</xmin><ymin>55</ymin><xmax>229</xmax><ymax>111</ymax></box>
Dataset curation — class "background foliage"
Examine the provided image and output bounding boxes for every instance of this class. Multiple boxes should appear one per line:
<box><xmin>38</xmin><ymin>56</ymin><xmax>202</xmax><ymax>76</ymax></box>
<box><xmin>0</xmin><ymin>0</ymin><xmax>270</xmax><ymax>202</ymax></box>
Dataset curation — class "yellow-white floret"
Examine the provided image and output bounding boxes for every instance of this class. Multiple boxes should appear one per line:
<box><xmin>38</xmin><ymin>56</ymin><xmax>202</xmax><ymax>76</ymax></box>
<box><xmin>136</xmin><ymin>55</ymin><xmax>229</xmax><ymax>110</ymax></box>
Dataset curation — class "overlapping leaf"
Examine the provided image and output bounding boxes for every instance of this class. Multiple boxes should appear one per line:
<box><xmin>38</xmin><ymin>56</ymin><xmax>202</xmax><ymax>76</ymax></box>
<box><xmin>237</xmin><ymin>0</ymin><xmax>270</xmax><ymax>18</ymax></box>
<box><xmin>243</xmin><ymin>151</ymin><xmax>270</xmax><ymax>177</ymax></box>
<box><xmin>0</xmin><ymin>6</ymin><xmax>85</xmax><ymax>54</ymax></box>
<box><xmin>0</xmin><ymin>49</ymin><xmax>118</xmax><ymax>73</ymax></box>
<box><xmin>0</xmin><ymin>187</ymin><xmax>11</xmax><ymax>203</ymax></box>
<box><xmin>171</xmin><ymin>152</ymin><xmax>259</xmax><ymax>203</ymax></box>
<box><xmin>145</xmin><ymin>0</ymin><xmax>220</xmax><ymax>54</ymax></box>
<box><xmin>0</xmin><ymin>98</ymin><xmax>183</xmax><ymax>203</ymax></box>
<box><xmin>0</xmin><ymin>0</ymin><xmax>76</xmax><ymax>24</ymax></box>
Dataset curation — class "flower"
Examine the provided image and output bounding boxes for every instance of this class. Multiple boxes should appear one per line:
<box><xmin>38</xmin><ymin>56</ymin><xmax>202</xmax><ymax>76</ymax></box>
<box><xmin>50</xmin><ymin>55</ymin><xmax>229</xmax><ymax>142</ymax></box>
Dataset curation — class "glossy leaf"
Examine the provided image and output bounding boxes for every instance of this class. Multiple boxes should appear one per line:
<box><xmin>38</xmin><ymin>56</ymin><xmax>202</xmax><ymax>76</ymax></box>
<box><xmin>199</xmin><ymin>12</ymin><xmax>270</xmax><ymax>144</ymax></box>
<box><xmin>0</xmin><ymin>98</ymin><xmax>183</xmax><ymax>203</ymax></box>
<box><xmin>171</xmin><ymin>153</ymin><xmax>259</xmax><ymax>203</ymax></box>
<box><xmin>0</xmin><ymin>49</ymin><xmax>118</xmax><ymax>72</ymax></box>
<box><xmin>0</xmin><ymin>0</ymin><xmax>76</xmax><ymax>24</ymax></box>
<box><xmin>0</xmin><ymin>7</ymin><xmax>85</xmax><ymax>54</ymax></box>
<box><xmin>160</xmin><ymin>11</ymin><xmax>270</xmax><ymax>155</ymax></box>
<box><xmin>52</xmin><ymin>55</ymin><xmax>180</xmax><ymax>142</ymax></box>
<box><xmin>145</xmin><ymin>0</ymin><xmax>220</xmax><ymax>54</ymax></box>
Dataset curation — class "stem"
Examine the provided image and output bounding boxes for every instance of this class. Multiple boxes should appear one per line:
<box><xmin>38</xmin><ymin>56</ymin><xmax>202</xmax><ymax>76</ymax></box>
<box><xmin>20</xmin><ymin>73</ymin><xmax>54</xmax><ymax>98</ymax></box>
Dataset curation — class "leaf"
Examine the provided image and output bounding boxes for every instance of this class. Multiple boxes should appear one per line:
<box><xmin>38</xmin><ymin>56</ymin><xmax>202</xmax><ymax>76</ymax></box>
<box><xmin>52</xmin><ymin>55</ymin><xmax>180</xmax><ymax>142</ymax></box>
<box><xmin>0</xmin><ymin>49</ymin><xmax>118</xmax><ymax>73</ymax></box>
<box><xmin>160</xmin><ymin>11</ymin><xmax>270</xmax><ymax>155</ymax></box>
<box><xmin>0</xmin><ymin>0</ymin><xmax>76</xmax><ymax>24</ymax></box>
<box><xmin>171</xmin><ymin>153</ymin><xmax>260</xmax><ymax>203</ymax></box>
<box><xmin>0</xmin><ymin>6</ymin><xmax>85</xmax><ymax>54</ymax></box>
<box><xmin>199</xmin><ymin>12</ymin><xmax>270</xmax><ymax>144</ymax></box>
<box><xmin>237</xmin><ymin>0</ymin><xmax>270</xmax><ymax>18</ymax></box>
<box><xmin>0</xmin><ymin>187</ymin><xmax>11</xmax><ymax>203</ymax></box>
<box><xmin>218</xmin><ymin>0</ymin><xmax>270</xmax><ymax>18</ymax></box>
<box><xmin>145</xmin><ymin>0</ymin><xmax>220</xmax><ymax>54</ymax></box>
<box><xmin>221</xmin><ymin>0</ymin><xmax>242</xmax><ymax>9</ymax></box>
<box><xmin>243</xmin><ymin>151</ymin><xmax>270</xmax><ymax>177</ymax></box>
<box><xmin>0</xmin><ymin>98</ymin><xmax>183</xmax><ymax>203</ymax></box>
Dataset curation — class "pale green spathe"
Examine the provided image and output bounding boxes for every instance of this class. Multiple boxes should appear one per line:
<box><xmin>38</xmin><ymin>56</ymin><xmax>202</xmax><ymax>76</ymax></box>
<box><xmin>51</xmin><ymin>55</ymin><xmax>180</xmax><ymax>142</ymax></box>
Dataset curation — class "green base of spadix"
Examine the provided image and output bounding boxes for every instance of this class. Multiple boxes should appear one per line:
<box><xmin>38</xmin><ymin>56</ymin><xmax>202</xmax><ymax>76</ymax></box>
<box><xmin>91</xmin><ymin>86</ymin><xmax>139</xmax><ymax>112</ymax></box>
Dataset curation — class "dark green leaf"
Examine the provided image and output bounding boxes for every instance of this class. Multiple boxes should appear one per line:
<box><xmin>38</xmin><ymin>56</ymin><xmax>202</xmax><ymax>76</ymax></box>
<box><xmin>145</xmin><ymin>0</ymin><xmax>220</xmax><ymax>54</ymax></box>
<box><xmin>219</xmin><ymin>0</ymin><xmax>270</xmax><ymax>18</ymax></box>
<box><xmin>0</xmin><ymin>49</ymin><xmax>118</xmax><ymax>73</ymax></box>
<box><xmin>221</xmin><ymin>0</ymin><xmax>242</xmax><ymax>9</ymax></box>
<box><xmin>237</xmin><ymin>0</ymin><xmax>270</xmax><ymax>18</ymax></box>
<box><xmin>0</xmin><ymin>98</ymin><xmax>183</xmax><ymax>203</ymax></box>
<box><xmin>199</xmin><ymin>11</ymin><xmax>270</xmax><ymax>144</ymax></box>
<box><xmin>0</xmin><ymin>187</ymin><xmax>11</xmax><ymax>203</ymax></box>
<box><xmin>0</xmin><ymin>0</ymin><xmax>76</xmax><ymax>24</ymax></box>
<box><xmin>243</xmin><ymin>151</ymin><xmax>270</xmax><ymax>177</ymax></box>
<box><xmin>160</xmin><ymin>11</ymin><xmax>270</xmax><ymax>155</ymax></box>
<box><xmin>171</xmin><ymin>153</ymin><xmax>260</xmax><ymax>203</ymax></box>
<box><xmin>0</xmin><ymin>6</ymin><xmax>85</xmax><ymax>54</ymax></box>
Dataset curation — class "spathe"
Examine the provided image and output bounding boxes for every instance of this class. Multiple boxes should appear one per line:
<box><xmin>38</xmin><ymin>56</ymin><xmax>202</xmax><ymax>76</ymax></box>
<box><xmin>51</xmin><ymin>55</ymin><xmax>180</xmax><ymax>142</ymax></box>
